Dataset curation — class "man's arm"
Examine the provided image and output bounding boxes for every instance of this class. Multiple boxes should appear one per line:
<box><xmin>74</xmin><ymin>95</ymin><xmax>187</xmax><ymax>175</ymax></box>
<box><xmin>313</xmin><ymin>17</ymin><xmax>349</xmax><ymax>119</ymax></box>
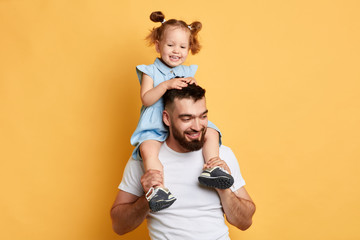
<box><xmin>110</xmin><ymin>190</ymin><xmax>149</xmax><ymax>235</ymax></box>
<box><xmin>216</xmin><ymin>187</ymin><xmax>256</xmax><ymax>230</ymax></box>
<box><xmin>205</xmin><ymin>157</ymin><xmax>256</xmax><ymax>230</ymax></box>
<box><xmin>110</xmin><ymin>169</ymin><xmax>163</xmax><ymax>235</ymax></box>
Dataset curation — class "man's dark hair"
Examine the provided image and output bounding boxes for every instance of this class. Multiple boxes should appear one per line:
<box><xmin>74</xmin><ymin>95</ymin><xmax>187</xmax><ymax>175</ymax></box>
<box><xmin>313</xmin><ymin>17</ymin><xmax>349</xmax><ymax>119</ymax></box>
<box><xmin>163</xmin><ymin>83</ymin><xmax>206</xmax><ymax>109</ymax></box>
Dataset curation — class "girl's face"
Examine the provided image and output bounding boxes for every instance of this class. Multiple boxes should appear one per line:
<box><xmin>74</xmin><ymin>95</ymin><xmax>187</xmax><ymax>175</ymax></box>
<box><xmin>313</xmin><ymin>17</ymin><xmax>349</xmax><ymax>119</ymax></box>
<box><xmin>156</xmin><ymin>26</ymin><xmax>190</xmax><ymax>68</ymax></box>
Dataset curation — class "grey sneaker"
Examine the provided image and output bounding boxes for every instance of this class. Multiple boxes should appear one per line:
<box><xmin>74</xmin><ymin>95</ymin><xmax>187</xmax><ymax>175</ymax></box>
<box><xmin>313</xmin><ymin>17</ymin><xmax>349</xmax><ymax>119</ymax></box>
<box><xmin>198</xmin><ymin>166</ymin><xmax>234</xmax><ymax>189</ymax></box>
<box><xmin>145</xmin><ymin>187</ymin><xmax>176</xmax><ymax>212</ymax></box>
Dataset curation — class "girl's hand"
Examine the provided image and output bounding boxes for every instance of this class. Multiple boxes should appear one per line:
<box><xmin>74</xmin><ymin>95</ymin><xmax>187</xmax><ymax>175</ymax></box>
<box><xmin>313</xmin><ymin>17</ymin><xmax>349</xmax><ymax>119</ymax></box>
<box><xmin>165</xmin><ymin>77</ymin><xmax>189</xmax><ymax>90</ymax></box>
<box><xmin>175</xmin><ymin>77</ymin><xmax>197</xmax><ymax>86</ymax></box>
<box><xmin>183</xmin><ymin>77</ymin><xmax>197</xmax><ymax>85</ymax></box>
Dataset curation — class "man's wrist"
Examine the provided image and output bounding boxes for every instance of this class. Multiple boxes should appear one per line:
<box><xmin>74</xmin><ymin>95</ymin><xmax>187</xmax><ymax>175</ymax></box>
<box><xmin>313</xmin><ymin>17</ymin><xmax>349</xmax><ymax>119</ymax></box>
<box><xmin>137</xmin><ymin>195</ymin><xmax>151</xmax><ymax>215</ymax></box>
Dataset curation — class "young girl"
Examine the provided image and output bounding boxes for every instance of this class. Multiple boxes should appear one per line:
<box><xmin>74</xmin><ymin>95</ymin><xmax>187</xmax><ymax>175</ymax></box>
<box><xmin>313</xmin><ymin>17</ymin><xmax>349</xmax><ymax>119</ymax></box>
<box><xmin>131</xmin><ymin>11</ymin><xmax>234</xmax><ymax>212</ymax></box>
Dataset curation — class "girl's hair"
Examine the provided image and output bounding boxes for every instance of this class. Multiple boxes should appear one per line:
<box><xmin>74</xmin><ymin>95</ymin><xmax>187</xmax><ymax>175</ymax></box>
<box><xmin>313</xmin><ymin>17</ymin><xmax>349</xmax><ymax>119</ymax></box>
<box><xmin>145</xmin><ymin>11</ymin><xmax>202</xmax><ymax>55</ymax></box>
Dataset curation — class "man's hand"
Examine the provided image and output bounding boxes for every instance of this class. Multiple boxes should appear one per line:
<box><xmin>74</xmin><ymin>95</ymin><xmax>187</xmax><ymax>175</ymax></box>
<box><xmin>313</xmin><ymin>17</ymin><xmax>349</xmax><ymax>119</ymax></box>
<box><xmin>140</xmin><ymin>169</ymin><xmax>164</xmax><ymax>193</ymax></box>
<box><xmin>203</xmin><ymin>156</ymin><xmax>231</xmax><ymax>174</ymax></box>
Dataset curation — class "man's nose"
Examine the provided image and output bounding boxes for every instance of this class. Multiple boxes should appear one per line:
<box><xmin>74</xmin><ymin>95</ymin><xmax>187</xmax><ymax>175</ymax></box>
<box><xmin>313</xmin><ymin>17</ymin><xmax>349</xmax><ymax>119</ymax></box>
<box><xmin>191</xmin><ymin>118</ymin><xmax>202</xmax><ymax>131</ymax></box>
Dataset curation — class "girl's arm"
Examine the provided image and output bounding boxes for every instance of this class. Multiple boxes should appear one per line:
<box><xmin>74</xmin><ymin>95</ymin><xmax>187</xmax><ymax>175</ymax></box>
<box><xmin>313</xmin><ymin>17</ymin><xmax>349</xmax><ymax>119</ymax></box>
<box><xmin>140</xmin><ymin>74</ymin><xmax>190</xmax><ymax>107</ymax></box>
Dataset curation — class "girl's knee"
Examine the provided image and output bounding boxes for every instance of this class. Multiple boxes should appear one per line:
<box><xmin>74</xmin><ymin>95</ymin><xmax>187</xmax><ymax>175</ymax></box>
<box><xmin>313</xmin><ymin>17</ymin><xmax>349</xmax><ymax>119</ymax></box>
<box><xmin>140</xmin><ymin>140</ymin><xmax>161</xmax><ymax>153</ymax></box>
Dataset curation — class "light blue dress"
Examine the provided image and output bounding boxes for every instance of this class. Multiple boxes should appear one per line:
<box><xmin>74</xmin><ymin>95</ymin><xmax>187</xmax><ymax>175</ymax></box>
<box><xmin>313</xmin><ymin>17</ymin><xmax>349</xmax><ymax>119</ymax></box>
<box><xmin>131</xmin><ymin>58</ymin><xmax>221</xmax><ymax>160</ymax></box>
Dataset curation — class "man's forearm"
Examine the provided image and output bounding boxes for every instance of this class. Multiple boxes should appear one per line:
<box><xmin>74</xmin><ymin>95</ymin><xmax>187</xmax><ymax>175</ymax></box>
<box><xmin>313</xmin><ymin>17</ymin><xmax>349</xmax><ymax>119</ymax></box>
<box><xmin>111</xmin><ymin>195</ymin><xmax>149</xmax><ymax>235</ymax></box>
<box><xmin>217</xmin><ymin>189</ymin><xmax>256</xmax><ymax>230</ymax></box>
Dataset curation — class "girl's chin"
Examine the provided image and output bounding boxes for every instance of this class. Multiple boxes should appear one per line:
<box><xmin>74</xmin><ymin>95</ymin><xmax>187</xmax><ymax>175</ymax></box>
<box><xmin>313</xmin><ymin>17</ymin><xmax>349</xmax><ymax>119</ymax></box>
<box><xmin>164</xmin><ymin>59</ymin><xmax>182</xmax><ymax>67</ymax></box>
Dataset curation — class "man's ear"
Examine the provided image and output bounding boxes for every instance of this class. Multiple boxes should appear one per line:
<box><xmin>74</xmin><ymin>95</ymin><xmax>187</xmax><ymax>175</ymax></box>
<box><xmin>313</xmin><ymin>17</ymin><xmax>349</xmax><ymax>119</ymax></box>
<box><xmin>163</xmin><ymin>110</ymin><xmax>171</xmax><ymax>127</ymax></box>
<box><xmin>155</xmin><ymin>40</ymin><xmax>160</xmax><ymax>53</ymax></box>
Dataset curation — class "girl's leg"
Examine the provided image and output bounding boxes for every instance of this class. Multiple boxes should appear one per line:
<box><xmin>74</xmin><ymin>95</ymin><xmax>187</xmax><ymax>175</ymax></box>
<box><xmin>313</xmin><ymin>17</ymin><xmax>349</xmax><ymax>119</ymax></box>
<box><xmin>140</xmin><ymin>140</ymin><xmax>176</xmax><ymax>212</ymax></box>
<box><xmin>199</xmin><ymin>128</ymin><xmax>234</xmax><ymax>189</ymax></box>
<box><xmin>140</xmin><ymin>139</ymin><xmax>164</xmax><ymax>188</ymax></box>
<box><xmin>203</xmin><ymin>128</ymin><xmax>220</xmax><ymax>164</ymax></box>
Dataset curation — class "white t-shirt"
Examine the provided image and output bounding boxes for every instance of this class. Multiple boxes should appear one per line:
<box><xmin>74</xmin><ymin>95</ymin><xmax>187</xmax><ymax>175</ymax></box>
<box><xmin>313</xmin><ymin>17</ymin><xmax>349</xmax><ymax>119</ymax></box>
<box><xmin>119</xmin><ymin>142</ymin><xmax>246</xmax><ymax>240</ymax></box>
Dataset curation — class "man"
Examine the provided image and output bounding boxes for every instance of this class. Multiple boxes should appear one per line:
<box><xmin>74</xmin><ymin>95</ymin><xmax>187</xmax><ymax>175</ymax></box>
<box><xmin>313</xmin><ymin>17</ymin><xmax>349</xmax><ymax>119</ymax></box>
<box><xmin>111</xmin><ymin>84</ymin><xmax>255</xmax><ymax>239</ymax></box>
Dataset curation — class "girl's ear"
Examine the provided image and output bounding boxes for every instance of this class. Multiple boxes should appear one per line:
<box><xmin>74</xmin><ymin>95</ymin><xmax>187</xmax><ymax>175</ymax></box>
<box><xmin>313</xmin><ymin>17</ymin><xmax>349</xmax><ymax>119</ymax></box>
<box><xmin>162</xmin><ymin>110</ymin><xmax>171</xmax><ymax>127</ymax></box>
<box><xmin>155</xmin><ymin>40</ymin><xmax>160</xmax><ymax>53</ymax></box>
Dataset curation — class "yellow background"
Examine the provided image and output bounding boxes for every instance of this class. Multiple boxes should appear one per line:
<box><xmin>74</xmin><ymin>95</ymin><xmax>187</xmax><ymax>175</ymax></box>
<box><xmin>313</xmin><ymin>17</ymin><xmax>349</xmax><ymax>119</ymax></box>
<box><xmin>1</xmin><ymin>0</ymin><xmax>359</xmax><ymax>239</ymax></box>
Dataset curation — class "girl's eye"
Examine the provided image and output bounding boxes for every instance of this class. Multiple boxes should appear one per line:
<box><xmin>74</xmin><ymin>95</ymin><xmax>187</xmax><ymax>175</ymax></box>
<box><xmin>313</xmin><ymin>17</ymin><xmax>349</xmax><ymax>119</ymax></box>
<box><xmin>167</xmin><ymin>44</ymin><xmax>173</xmax><ymax>47</ymax></box>
<box><xmin>181</xmin><ymin>46</ymin><xmax>186</xmax><ymax>49</ymax></box>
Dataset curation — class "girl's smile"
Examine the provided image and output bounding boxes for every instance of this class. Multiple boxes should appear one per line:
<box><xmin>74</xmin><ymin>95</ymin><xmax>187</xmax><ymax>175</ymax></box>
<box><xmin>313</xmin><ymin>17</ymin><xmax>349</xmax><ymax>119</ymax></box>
<box><xmin>155</xmin><ymin>26</ymin><xmax>190</xmax><ymax>68</ymax></box>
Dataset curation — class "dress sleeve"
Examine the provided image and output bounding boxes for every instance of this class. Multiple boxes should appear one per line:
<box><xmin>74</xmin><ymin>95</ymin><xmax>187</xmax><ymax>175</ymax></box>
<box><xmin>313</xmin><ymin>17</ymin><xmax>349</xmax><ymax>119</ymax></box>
<box><xmin>185</xmin><ymin>65</ymin><xmax>198</xmax><ymax>77</ymax></box>
<box><xmin>188</xmin><ymin>65</ymin><xmax>198</xmax><ymax>77</ymax></box>
<box><xmin>136</xmin><ymin>64</ymin><xmax>155</xmax><ymax>84</ymax></box>
<box><xmin>118</xmin><ymin>157</ymin><xmax>145</xmax><ymax>197</ymax></box>
<box><xmin>177</xmin><ymin>64</ymin><xmax>198</xmax><ymax>77</ymax></box>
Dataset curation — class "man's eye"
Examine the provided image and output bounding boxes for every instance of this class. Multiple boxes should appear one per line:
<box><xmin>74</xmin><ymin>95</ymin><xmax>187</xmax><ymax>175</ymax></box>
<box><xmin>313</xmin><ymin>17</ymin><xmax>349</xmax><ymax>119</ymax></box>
<box><xmin>201</xmin><ymin>115</ymin><xmax>207</xmax><ymax>119</ymax></box>
<box><xmin>182</xmin><ymin>118</ymin><xmax>191</xmax><ymax>121</ymax></box>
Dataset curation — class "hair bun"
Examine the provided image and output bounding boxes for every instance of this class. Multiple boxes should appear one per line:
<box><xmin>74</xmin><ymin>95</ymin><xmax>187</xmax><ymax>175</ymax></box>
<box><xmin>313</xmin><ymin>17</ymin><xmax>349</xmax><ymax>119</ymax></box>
<box><xmin>189</xmin><ymin>21</ymin><xmax>202</xmax><ymax>33</ymax></box>
<box><xmin>150</xmin><ymin>11</ymin><xmax>165</xmax><ymax>23</ymax></box>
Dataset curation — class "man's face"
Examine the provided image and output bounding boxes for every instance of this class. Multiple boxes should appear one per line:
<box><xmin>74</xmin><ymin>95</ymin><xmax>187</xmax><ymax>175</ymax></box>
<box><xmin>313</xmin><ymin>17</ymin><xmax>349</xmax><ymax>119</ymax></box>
<box><xmin>164</xmin><ymin>97</ymin><xmax>208</xmax><ymax>152</ymax></box>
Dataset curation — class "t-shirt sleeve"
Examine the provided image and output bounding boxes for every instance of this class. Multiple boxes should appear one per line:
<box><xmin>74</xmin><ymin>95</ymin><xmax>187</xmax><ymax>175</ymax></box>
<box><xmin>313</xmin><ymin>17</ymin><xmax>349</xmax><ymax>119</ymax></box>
<box><xmin>118</xmin><ymin>157</ymin><xmax>145</xmax><ymax>197</ymax></box>
<box><xmin>219</xmin><ymin>146</ymin><xmax>246</xmax><ymax>192</ymax></box>
<box><xmin>136</xmin><ymin>64</ymin><xmax>155</xmax><ymax>84</ymax></box>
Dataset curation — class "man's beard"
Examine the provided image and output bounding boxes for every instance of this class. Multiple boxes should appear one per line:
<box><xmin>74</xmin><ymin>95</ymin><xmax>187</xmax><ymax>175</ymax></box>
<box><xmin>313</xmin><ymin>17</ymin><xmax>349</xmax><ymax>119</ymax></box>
<box><xmin>171</xmin><ymin>124</ymin><xmax>206</xmax><ymax>151</ymax></box>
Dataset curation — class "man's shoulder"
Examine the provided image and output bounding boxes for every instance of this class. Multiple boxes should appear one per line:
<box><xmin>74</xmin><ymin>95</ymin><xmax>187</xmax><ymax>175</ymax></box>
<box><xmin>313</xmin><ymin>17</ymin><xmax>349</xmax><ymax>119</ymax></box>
<box><xmin>119</xmin><ymin>157</ymin><xmax>145</xmax><ymax>197</ymax></box>
<box><xmin>219</xmin><ymin>145</ymin><xmax>238</xmax><ymax>164</ymax></box>
<box><xmin>219</xmin><ymin>145</ymin><xmax>234</xmax><ymax>154</ymax></box>
<box><xmin>124</xmin><ymin>157</ymin><xmax>144</xmax><ymax>172</ymax></box>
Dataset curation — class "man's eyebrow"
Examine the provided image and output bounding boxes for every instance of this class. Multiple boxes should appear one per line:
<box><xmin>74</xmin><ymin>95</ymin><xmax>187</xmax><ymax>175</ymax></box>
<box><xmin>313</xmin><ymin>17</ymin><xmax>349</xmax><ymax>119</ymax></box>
<box><xmin>178</xmin><ymin>114</ymin><xmax>193</xmax><ymax>118</ymax></box>
<box><xmin>178</xmin><ymin>110</ymin><xmax>208</xmax><ymax>118</ymax></box>
<box><xmin>202</xmin><ymin>110</ymin><xmax>209</xmax><ymax>115</ymax></box>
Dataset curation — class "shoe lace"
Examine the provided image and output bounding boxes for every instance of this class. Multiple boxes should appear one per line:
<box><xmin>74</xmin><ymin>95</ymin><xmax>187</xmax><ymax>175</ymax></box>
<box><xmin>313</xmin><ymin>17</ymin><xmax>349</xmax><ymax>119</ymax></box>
<box><xmin>145</xmin><ymin>187</ymin><xmax>156</xmax><ymax>201</ymax></box>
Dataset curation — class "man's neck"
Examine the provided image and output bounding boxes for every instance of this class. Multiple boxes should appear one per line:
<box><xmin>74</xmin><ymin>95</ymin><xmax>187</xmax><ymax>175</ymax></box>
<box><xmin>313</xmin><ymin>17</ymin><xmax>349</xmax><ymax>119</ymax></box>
<box><xmin>165</xmin><ymin>137</ymin><xmax>190</xmax><ymax>153</ymax></box>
